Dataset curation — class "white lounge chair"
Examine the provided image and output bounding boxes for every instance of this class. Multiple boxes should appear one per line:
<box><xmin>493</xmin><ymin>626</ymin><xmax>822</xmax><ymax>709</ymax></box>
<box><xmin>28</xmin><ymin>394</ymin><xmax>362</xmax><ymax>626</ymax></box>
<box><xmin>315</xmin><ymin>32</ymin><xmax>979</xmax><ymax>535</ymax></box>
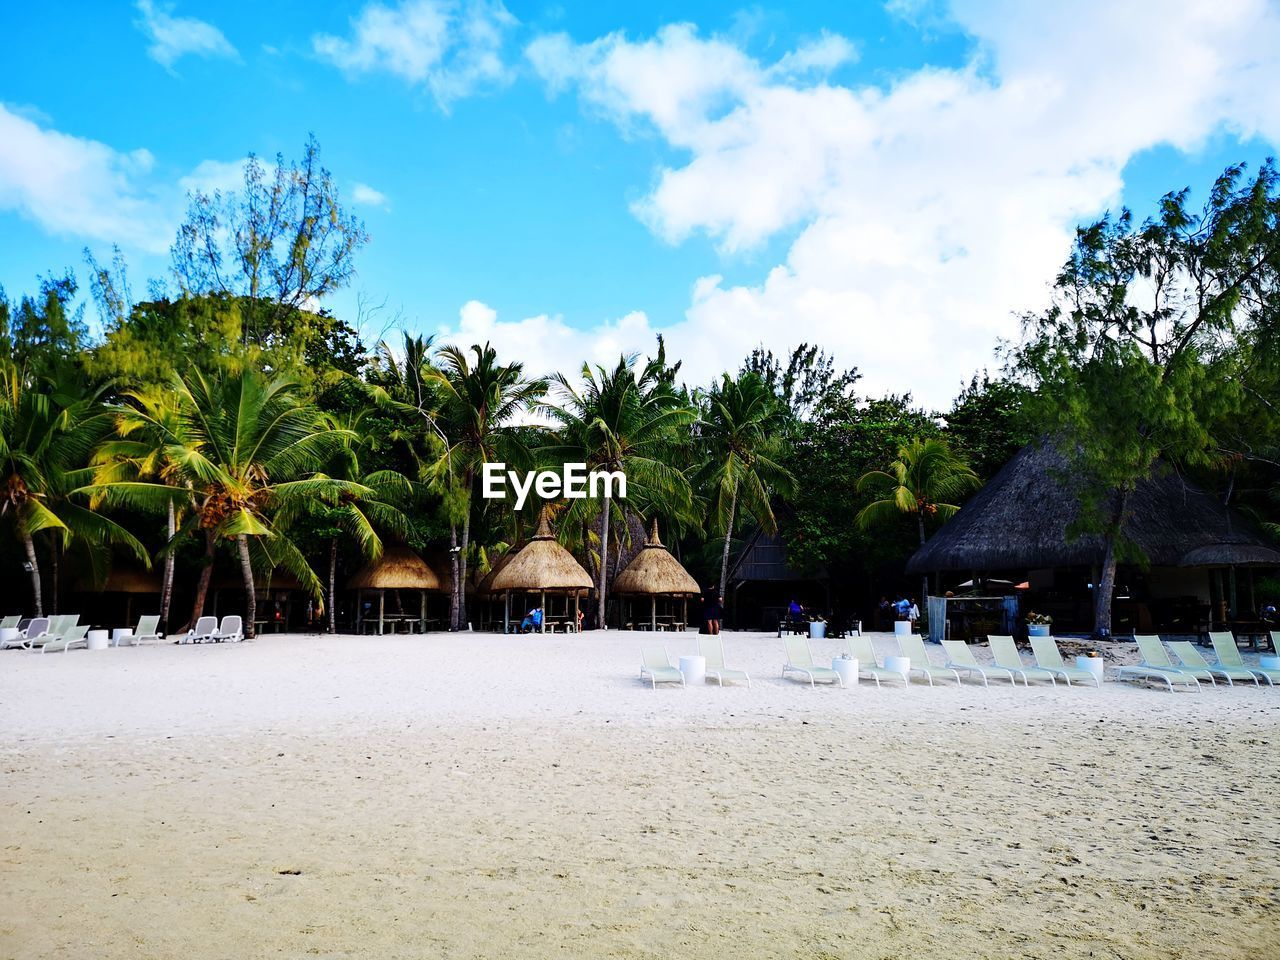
<box><xmin>40</xmin><ymin>624</ymin><xmax>90</xmax><ymax>654</ymax></box>
<box><xmin>988</xmin><ymin>636</ymin><xmax>1057</xmax><ymax>687</ymax></box>
<box><xmin>1210</xmin><ymin>632</ymin><xmax>1280</xmax><ymax>686</ymax></box>
<box><xmin>699</xmin><ymin>635</ymin><xmax>751</xmax><ymax>687</ymax></box>
<box><xmin>116</xmin><ymin>614</ymin><xmax>163</xmax><ymax>646</ymax></box>
<box><xmin>898</xmin><ymin>633</ymin><xmax>962</xmax><ymax>686</ymax></box>
<box><xmin>0</xmin><ymin>615</ymin><xmax>19</xmax><ymax>631</ymax></box>
<box><xmin>25</xmin><ymin>615</ymin><xmax>78</xmax><ymax>650</ymax></box>
<box><xmin>1135</xmin><ymin>635</ymin><xmax>1214</xmax><ymax>685</ymax></box>
<box><xmin>1030</xmin><ymin>636</ymin><xmax>1102</xmax><ymax>687</ymax></box>
<box><xmin>1114</xmin><ymin>635</ymin><xmax>1202</xmax><ymax>691</ymax></box>
<box><xmin>187</xmin><ymin>616</ymin><xmax>219</xmax><ymax>643</ymax></box>
<box><xmin>941</xmin><ymin>639</ymin><xmax>1019</xmax><ymax>686</ymax></box>
<box><xmin>214</xmin><ymin>615</ymin><xmax>244</xmax><ymax>642</ymax></box>
<box><xmin>1167</xmin><ymin>640</ymin><xmax>1257</xmax><ymax>687</ymax></box>
<box><xmin>4</xmin><ymin>617</ymin><xmax>46</xmax><ymax>649</ymax></box>
<box><xmin>639</xmin><ymin>646</ymin><xmax>684</xmax><ymax>688</ymax></box>
<box><xmin>782</xmin><ymin>635</ymin><xmax>843</xmax><ymax>687</ymax></box>
<box><xmin>846</xmin><ymin>634</ymin><xmax>908</xmax><ymax>687</ymax></box>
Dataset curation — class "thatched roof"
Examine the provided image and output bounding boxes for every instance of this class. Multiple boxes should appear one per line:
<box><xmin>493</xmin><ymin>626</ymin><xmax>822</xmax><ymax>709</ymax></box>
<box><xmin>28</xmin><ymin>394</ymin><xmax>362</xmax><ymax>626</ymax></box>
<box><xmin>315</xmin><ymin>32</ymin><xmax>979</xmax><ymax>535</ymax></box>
<box><xmin>476</xmin><ymin>542</ymin><xmax>523</xmax><ymax>596</ymax></box>
<box><xmin>79</xmin><ymin>567</ymin><xmax>161</xmax><ymax>594</ymax></box>
<box><xmin>489</xmin><ymin>509</ymin><xmax>594</xmax><ymax>593</ymax></box>
<box><xmin>347</xmin><ymin>546</ymin><xmax>445</xmax><ymax>591</ymax></box>
<box><xmin>908</xmin><ymin>441</ymin><xmax>1280</xmax><ymax>573</ymax></box>
<box><xmin>612</xmin><ymin>520</ymin><xmax>701</xmax><ymax>596</ymax></box>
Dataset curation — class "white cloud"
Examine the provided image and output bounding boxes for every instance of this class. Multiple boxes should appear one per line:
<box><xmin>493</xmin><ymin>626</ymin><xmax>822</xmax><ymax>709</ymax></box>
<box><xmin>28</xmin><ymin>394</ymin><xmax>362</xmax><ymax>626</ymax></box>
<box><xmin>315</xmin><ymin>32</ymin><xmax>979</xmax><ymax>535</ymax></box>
<box><xmin>179</xmin><ymin>158</ymin><xmax>247</xmax><ymax>196</ymax></box>
<box><xmin>313</xmin><ymin>0</ymin><xmax>517</xmax><ymax>109</ymax></box>
<box><xmin>0</xmin><ymin>103</ymin><xmax>171</xmax><ymax>252</ymax></box>
<box><xmin>352</xmin><ymin>182</ymin><xmax>390</xmax><ymax>207</ymax></box>
<box><xmin>134</xmin><ymin>0</ymin><xmax>238</xmax><ymax>69</ymax></box>
<box><xmin>524</xmin><ymin>1</ymin><xmax>1280</xmax><ymax>406</ymax></box>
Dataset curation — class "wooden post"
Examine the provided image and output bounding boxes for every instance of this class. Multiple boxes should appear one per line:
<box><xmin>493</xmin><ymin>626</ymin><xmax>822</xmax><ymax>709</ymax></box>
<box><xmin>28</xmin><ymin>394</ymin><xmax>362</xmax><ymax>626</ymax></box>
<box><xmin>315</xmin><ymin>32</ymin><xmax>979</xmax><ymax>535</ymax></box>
<box><xmin>378</xmin><ymin>591</ymin><xmax>385</xmax><ymax>636</ymax></box>
<box><xmin>540</xmin><ymin>590</ymin><xmax>546</xmax><ymax>633</ymax></box>
<box><xmin>651</xmin><ymin>595</ymin><xmax>656</xmax><ymax>631</ymax></box>
<box><xmin>573</xmin><ymin>593</ymin><xmax>580</xmax><ymax>633</ymax></box>
<box><xmin>682</xmin><ymin>597</ymin><xmax>687</xmax><ymax>631</ymax></box>
<box><xmin>420</xmin><ymin>590</ymin><xmax>427</xmax><ymax>633</ymax></box>
<box><xmin>504</xmin><ymin>593</ymin><xmax>510</xmax><ymax>633</ymax></box>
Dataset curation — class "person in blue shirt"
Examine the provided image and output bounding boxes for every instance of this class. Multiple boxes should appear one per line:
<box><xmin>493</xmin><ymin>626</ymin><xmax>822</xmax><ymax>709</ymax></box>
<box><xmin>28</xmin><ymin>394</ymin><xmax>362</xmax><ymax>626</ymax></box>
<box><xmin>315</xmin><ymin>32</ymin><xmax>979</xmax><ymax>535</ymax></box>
<box><xmin>894</xmin><ymin>597</ymin><xmax>911</xmax><ymax>620</ymax></box>
<box><xmin>788</xmin><ymin>599</ymin><xmax>804</xmax><ymax>621</ymax></box>
<box><xmin>520</xmin><ymin>606</ymin><xmax>544</xmax><ymax>633</ymax></box>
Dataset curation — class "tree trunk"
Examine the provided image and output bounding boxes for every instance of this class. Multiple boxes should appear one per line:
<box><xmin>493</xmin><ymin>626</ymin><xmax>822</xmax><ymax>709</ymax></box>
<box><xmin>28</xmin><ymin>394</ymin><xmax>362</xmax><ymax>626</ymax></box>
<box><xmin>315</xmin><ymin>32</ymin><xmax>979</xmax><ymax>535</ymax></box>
<box><xmin>159</xmin><ymin>497</ymin><xmax>176</xmax><ymax>632</ymax></box>
<box><xmin>186</xmin><ymin>530</ymin><xmax>217</xmax><ymax>632</ymax></box>
<box><xmin>1092</xmin><ymin>489</ymin><xmax>1129</xmax><ymax>639</ymax></box>
<box><xmin>50</xmin><ymin>536</ymin><xmax>60</xmax><ymax>616</ymax></box>
<box><xmin>238</xmin><ymin>535</ymin><xmax>256</xmax><ymax>640</ymax></box>
<box><xmin>597</xmin><ymin>492</ymin><xmax>611</xmax><ymax>629</ymax></box>
<box><xmin>918</xmin><ymin>512</ymin><xmax>929</xmax><ymax>628</ymax></box>
<box><xmin>448</xmin><ymin>524</ymin><xmax>460</xmax><ymax>631</ymax></box>
<box><xmin>717</xmin><ymin>488</ymin><xmax>738</xmax><ymax>606</ymax></box>
<box><xmin>23</xmin><ymin>533</ymin><xmax>43</xmax><ymax>618</ymax></box>
<box><xmin>327</xmin><ymin>537</ymin><xmax>338</xmax><ymax>634</ymax></box>
<box><xmin>459</xmin><ymin>494</ymin><xmax>472</xmax><ymax>630</ymax></box>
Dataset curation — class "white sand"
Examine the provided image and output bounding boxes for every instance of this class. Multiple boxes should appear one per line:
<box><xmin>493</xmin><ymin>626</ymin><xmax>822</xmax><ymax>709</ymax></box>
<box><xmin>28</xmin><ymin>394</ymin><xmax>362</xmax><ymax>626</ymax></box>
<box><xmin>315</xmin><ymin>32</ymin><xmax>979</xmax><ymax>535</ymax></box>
<box><xmin>3</xmin><ymin>630</ymin><xmax>1278</xmax><ymax>959</ymax></box>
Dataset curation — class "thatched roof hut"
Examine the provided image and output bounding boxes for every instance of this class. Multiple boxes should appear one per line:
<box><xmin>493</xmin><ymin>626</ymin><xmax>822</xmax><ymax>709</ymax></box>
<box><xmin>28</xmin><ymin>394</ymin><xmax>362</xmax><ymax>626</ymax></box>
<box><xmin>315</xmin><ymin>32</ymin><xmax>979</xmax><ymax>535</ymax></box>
<box><xmin>489</xmin><ymin>510</ymin><xmax>593</xmax><ymax>594</ymax></box>
<box><xmin>613</xmin><ymin>520</ymin><xmax>700</xmax><ymax>596</ymax></box>
<box><xmin>908</xmin><ymin>441</ymin><xmax>1280</xmax><ymax>573</ymax></box>
<box><xmin>488</xmin><ymin>509</ymin><xmax>593</xmax><ymax>632</ymax></box>
<box><xmin>347</xmin><ymin>546</ymin><xmax>444</xmax><ymax>591</ymax></box>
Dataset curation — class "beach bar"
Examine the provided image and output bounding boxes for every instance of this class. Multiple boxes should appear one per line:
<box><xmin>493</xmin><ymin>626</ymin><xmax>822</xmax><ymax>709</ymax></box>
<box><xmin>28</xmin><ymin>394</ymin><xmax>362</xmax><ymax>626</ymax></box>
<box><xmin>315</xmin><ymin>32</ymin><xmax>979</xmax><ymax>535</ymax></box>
<box><xmin>348</xmin><ymin>546</ymin><xmax>445</xmax><ymax>634</ymax></box>
<box><xmin>488</xmin><ymin>508</ymin><xmax>593</xmax><ymax>632</ymax></box>
<box><xmin>611</xmin><ymin>519</ymin><xmax>700</xmax><ymax>630</ymax></box>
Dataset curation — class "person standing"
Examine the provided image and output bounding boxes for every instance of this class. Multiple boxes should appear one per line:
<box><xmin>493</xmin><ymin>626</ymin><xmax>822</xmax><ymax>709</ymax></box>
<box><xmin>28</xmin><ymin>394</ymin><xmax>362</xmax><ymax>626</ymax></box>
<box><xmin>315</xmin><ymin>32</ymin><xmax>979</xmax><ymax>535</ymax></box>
<box><xmin>703</xmin><ymin>588</ymin><xmax>724</xmax><ymax>635</ymax></box>
<box><xmin>908</xmin><ymin>597</ymin><xmax>921</xmax><ymax>631</ymax></box>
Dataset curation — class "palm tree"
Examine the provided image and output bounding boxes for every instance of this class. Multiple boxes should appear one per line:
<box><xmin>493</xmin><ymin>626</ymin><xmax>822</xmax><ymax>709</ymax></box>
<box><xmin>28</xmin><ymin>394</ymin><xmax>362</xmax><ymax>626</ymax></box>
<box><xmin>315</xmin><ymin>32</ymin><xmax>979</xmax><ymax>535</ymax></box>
<box><xmin>856</xmin><ymin>437</ymin><xmax>979</xmax><ymax>613</ymax></box>
<box><xmin>697</xmin><ymin>371</ymin><xmax>795</xmax><ymax>605</ymax></box>
<box><xmin>306</xmin><ymin>409</ymin><xmax>413</xmax><ymax>633</ymax></box>
<box><xmin>87</xmin><ymin>367</ymin><xmax>363</xmax><ymax>637</ymax></box>
<box><xmin>549</xmin><ymin>355</ymin><xmax>695</xmax><ymax>628</ymax></box>
<box><xmin>424</xmin><ymin>343</ymin><xmax>546</xmax><ymax>630</ymax></box>
<box><xmin>94</xmin><ymin>389</ymin><xmax>191</xmax><ymax>631</ymax></box>
<box><xmin>0</xmin><ymin>361</ymin><xmax>148</xmax><ymax>615</ymax></box>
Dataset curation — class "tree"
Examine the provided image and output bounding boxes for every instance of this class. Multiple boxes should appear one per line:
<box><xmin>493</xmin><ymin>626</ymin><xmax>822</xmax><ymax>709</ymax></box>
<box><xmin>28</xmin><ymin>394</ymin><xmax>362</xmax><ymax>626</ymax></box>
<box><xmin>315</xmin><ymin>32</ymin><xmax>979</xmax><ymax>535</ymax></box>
<box><xmin>1014</xmin><ymin>161</ymin><xmax>1280</xmax><ymax>635</ymax></box>
<box><xmin>743</xmin><ymin>343</ymin><xmax>861</xmax><ymax>423</ymax></box>
<box><xmin>856</xmin><ymin>438</ymin><xmax>979</xmax><ymax>614</ymax></box>
<box><xmin>170</xmin><ymin>135</ymin><xmax>369</xmax><ymax>353</ymax></box>
<box><xmin>550</xmin><ymin>354</ymin><xmax>695</xmax><ymax>628</ymax></box>
<box><xmin>944</xmin><ymin>373</ymin><xmax>1032</xmax><ymax>481</ymax></box>
<box><xmin>1</xmin><ymin>362</ymin><xmax>147</xmax><ymax>615</ymax></box>
<box><xmin>88</xmin><ymin>368</ymin><xmax>362</xmax><ymax>637</ymax></box>
<box><xmin>425</xmin><ymin>343</ymin><xmax>546</xmax><ymax>630</ymax></box>
<box><xmin>696</xmin><ymin>371</ymin><xmax>795</xmax><ymax>605</ymax></box>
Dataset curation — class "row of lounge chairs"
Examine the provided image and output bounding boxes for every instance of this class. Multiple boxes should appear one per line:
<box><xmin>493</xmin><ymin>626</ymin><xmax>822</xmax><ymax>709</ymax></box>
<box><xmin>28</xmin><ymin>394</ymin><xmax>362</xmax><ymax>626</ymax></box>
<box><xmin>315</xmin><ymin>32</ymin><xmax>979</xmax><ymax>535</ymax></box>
<box><xmin>640</xmin><ymin>630</ymin><xmax>1280</xmax><ymax>690</ymax></box>
<box><xmin>1</xmin><ymin>613</ymin><xmax>247</xmax><ymax>651</ymax></box>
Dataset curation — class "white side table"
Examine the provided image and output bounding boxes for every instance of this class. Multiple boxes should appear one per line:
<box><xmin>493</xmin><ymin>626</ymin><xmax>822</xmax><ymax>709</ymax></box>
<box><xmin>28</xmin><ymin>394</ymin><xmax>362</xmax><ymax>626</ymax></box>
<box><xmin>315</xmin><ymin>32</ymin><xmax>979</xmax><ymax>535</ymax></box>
<box><xmin>1074</xmin><ymin>655</ymin><xmax>1105</xmax><ymax>683</ymax></box>
<box><xmin>884</xmin><ymin>655</ymin><xmax>911</xmax><ymax>681</ymax></box>
<box><xmin>112</xmin><ymin>628</ymin><xmax>134</xmax><ymax>646</ymax></box>
<box><xmin>832</xmin><ymin>657</ymin><xmax>858</xmax><ymax>687</ymax></box>
<box><xmin>0</xmin><ymin>627</ymin><xmax>19</xmax><ymax>647</ymax></box>
<box><xmin>678</xmin><ymin>655</ymin><xmax>706</xmax><ymax>686</ymax></box>
<box><xmin>86</xmin><ymin>629</ymin><xmax>110</xmax><ymax>651</ymax></box>
<box><xmin>809</xmin><ymin>620</ymin><xmax>827</xmax><ymax>639</ymax></box>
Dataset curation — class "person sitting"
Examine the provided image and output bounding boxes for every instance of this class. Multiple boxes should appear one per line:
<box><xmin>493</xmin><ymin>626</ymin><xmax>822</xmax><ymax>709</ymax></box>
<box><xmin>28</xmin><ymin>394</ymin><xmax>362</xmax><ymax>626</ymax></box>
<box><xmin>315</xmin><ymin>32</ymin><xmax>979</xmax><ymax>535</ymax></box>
<box><xmin>788</xmin><ymin>598</ymin><xmax>804</xmax><ymax>621</ymax></box>
<box><xmin>519</xmin><ymin>606</ymin><xmax>544</xmax><ymax>633</ymax></box>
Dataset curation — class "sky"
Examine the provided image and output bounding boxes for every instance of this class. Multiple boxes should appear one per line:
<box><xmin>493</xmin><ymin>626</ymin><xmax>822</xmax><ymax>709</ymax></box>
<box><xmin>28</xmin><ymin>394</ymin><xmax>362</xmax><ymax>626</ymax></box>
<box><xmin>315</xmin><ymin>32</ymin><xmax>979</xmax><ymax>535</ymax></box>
<box><xmin>2</xmin><ymin>0</ymin><xmax>1279</xmax><ymax>408</ymax></box>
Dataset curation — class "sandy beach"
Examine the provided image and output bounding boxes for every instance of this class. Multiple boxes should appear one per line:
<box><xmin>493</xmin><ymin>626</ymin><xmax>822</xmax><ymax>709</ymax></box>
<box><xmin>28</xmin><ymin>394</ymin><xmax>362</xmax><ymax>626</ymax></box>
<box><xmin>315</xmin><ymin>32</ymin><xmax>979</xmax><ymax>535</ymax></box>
<box><xmin>3</xmin><ymin>630</ymin><xmax>1278</xmax><ymax>959</ymax></box>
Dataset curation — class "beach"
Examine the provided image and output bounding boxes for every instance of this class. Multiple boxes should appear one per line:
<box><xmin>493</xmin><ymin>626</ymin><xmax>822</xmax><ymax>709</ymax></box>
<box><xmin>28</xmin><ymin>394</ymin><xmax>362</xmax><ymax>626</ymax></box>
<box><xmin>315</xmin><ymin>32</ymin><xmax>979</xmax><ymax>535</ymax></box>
<box><xmin>3</xmin><ymin>630</ymin><xmax>1278</xmax><ymax>960</ymax></box>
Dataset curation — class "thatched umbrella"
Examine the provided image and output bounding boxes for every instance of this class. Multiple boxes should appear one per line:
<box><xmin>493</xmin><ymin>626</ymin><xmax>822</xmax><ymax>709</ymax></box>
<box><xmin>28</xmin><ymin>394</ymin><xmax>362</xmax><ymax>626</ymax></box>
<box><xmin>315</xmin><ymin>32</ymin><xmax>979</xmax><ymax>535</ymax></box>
<box><xmin>347</xmin><ymin>546</ymin><xmax>445</xmax><ymax>635</ymax></box>
<box><xmin>612</xmin><ymin>519</ymin><xmax>700</xmax><ymax>630</ymax></box>
<box><xmin>489</xmin><ymin>509</ymin><xmax>593</xmax><ymax>632</ymax></box>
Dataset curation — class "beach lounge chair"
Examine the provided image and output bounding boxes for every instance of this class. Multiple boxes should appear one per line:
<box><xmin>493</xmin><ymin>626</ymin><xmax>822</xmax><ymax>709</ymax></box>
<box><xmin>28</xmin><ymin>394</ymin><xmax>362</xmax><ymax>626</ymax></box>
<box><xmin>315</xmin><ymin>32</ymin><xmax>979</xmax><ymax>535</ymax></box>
<box><xmin>782</xmin><ymin>635</ymin><xmax>843</xmax><ymax>687</ymax></box>
<box><xmin>187</xmin><ymin>616</ymin><xmax>219</xmax><ymax>643</ymax></box>
<box><xmin>214</xmin><ymin>615</ymin><xmax>244</xmax><ymax>642</ymax></box>
<box><xmin>987</xmin><ymin>636</ymin><xmax>1057</xmax><ymax>686</ymax></box>
<box><xmin>1030</xmin><ymin>636</ymin><xmax>1102</xmax><ymax>687</ymax></box>
<box><xmin>846</xmin><ymin>634</ymin><xmax>908</xmax><ymax>687</ymax></box>
<box><xmin>0</xmin><ymin>615</ymin><xmax>19</xmax><ymax>630</ymax></box>
<box><xmin>897</xmin><ymin>633</ymin><xmax>962</xmax><ymax>686</ymax></box>
<box><xmin>639</xmin><ymin>646</ymin><xmax>684</xmax><ymax>688</ymax></box>
<box><xmin>941</xmin><ymin>639</ymin><xmax>1019</xmax><ymax>686</ymax></box>
<box><xmin>1273</xmin><ymin>631</ymin><xmax>1279</xmax><ymax>655</ymax></box>
<box><xmin>1167</xmin><ymin>640</ymin><xmax>1258</xmax><ymax>687</ymax></box>
<box><xmin>25</xmin><ymin>615</ymin><xmax>78</xmax><ymax>650</ymax></box>
<box><xmin>117</xmin><ymin>615</ymin><xmax>163</xmax><ymax>646</ymax></box>
<box><xmin>1113</xmin><ymin>635</ymin><xmax>1201</xmax><ymax>691</ymax></box>
<box><xmin>40</xmin><ymin>624</ymin><xmax>90</xmax><ymax>654</ymax></box>
<box><xmin>699</xmin><ymin>636</ymin><xmax>751</xmax><ymax>687</ymax></box>
<box><xmin>4</xmin><ymin>617</ymin><xmax>47</xmax><ymax>649</ymax></box>
<box><xmin>1210</xmin><ymin>632</ymin><xmax>1280</xmax><ymax>686</ymax></box>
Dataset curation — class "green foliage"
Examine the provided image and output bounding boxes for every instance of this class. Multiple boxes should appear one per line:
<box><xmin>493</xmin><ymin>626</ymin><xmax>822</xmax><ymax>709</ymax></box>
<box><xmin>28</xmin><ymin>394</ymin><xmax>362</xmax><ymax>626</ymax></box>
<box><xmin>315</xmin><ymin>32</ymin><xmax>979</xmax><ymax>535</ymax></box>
<box><xmin>944</xmin><ymin>374</ymin><xmax>1033</xmax><ymax>481</ymax></box>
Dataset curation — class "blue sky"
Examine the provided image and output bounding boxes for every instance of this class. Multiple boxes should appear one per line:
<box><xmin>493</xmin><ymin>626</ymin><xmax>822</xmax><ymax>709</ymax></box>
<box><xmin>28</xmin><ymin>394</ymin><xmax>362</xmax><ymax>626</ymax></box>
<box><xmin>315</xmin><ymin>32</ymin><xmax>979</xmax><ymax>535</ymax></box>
<box><xmin>2</xmin><ymin>1</ymin><xmax>1278</xmax><ymax>406</ymax></box>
